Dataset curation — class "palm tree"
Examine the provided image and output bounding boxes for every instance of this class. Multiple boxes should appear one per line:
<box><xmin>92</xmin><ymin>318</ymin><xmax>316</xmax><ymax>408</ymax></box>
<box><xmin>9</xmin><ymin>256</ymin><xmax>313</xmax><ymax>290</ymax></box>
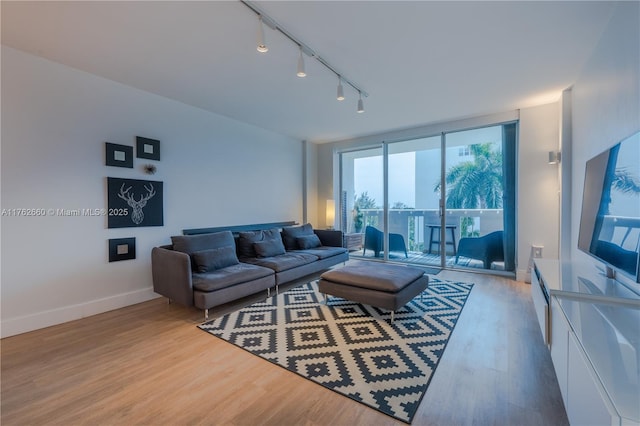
<box><xmin>435</xmin><ymin>143</ymin><xmax>503</xmax><ymax>209</ymax></box>
<box><xmin>600</xmin><ymin>146</ymin><xmax>640</xmax><ymax>216</ymax></box>
<box><xmin>613</xmin><ymin>168</ymin><xmax>640</xmax><ymax>194</ymax></box>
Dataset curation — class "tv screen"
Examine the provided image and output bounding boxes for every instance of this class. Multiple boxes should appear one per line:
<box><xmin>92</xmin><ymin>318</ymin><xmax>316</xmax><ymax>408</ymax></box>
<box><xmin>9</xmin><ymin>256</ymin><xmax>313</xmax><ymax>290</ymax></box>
<box><xmin>578</xmin><ymin>131</ymin><xmax>640</xmax><ymax>283</ymax></box>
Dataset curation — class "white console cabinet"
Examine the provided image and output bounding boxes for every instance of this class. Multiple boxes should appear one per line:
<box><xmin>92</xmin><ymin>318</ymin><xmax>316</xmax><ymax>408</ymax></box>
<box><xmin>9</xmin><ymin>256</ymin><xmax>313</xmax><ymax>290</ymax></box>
<box><xmin>532</xmin><ymin>259</ymin><xmax>640</xmax><ymax>426</ymax></box>
<box><xmin>550</xmin><ymin>296</ymin><xmax>569</xmax><ymax>406</ymax></box>
<box><xmin>567</xmin><ymin>330</ymin><xmax>617</xmax><ymax>426</ymax></box>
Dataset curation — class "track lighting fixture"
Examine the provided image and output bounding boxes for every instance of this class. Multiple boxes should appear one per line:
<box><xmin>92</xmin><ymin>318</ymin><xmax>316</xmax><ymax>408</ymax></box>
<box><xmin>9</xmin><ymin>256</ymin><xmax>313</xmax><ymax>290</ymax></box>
<box><xmin>256</xmin><ymin>16</ymin><xmax>268</xmax><ymax>53</ymax></box>
<box><xmin>297</xmin><ymin>47</ymin><xmax>306</xmax><ymax>77</ymax></box>
<box><xmin>242</xmin><ymin>1</ymin><xmax>368</xmax><ymax>111</ymax></box>
<box><xmin>337</xmin><ymin>77</ymin><xmax>345</xmax><ymax>101</ymax></box>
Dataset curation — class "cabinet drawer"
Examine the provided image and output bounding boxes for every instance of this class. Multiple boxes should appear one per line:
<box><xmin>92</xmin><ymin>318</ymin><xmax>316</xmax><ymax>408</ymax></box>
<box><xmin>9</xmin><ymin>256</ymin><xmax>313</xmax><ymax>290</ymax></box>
<box><xmin>567</xmin><ymin>332</ymin><xmax>619</xmax><ymax>426</ymax></box>
<box><xmin>530</xmin><ymin>268</ymin><xmax>549</xmax><ymax>345</ymax></box>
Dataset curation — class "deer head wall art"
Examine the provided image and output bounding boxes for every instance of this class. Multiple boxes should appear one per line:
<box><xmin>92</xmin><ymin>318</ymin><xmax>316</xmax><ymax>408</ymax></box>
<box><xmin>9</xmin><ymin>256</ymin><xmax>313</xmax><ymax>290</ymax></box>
<box><xmin>107</xmin><ymin>177</ymin><xmax>163</xmax><ymax>228</ymax></box>
<box><xmin>117</xmin><ymin>183</ymin><xmax>156</xmax><ymax>224</ymax></box>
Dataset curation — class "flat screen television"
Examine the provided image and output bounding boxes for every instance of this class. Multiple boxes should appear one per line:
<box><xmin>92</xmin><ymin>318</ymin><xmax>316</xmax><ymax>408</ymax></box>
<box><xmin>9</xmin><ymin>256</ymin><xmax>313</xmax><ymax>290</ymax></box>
<box><xmin>578</xmin><ymin>131</ymin><xmax>640</xmax><ymax>283</ymax></box>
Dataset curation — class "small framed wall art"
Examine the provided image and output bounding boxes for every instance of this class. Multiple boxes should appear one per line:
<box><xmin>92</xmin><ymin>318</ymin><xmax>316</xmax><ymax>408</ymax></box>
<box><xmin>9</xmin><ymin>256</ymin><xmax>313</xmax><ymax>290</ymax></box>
<box><xmin>109</xmin><ymin>237</ymin><xmax>136</xmax><ymax>262</ymax></box>
<box><xmin>136</xmin><ymin>136</ymin><xmax>160</xmax><ymax>161</ymax></box>
<box><xmin>105</xmin><ymin>142</ymin><xmax>133</xmax><ymax>168</ymax></box>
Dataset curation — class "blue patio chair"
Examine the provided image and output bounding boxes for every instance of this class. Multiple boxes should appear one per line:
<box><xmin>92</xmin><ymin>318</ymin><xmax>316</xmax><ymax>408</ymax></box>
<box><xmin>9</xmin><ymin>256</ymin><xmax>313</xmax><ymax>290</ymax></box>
<box><xmin>363</xmin><ymin>226</ymin><xmax>408</xmax><ymax>258</ymax></box>
<box><xmin>455</xmin><ymin>230</ymin><xmax>504</xmax><ymax>269</ymax></box>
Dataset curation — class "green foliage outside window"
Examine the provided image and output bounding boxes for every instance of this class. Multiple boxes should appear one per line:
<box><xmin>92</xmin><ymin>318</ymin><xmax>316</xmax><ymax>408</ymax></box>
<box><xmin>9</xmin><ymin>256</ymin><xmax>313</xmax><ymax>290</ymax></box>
<box><xmin>435</xmin><ymin>143</ymin><xmax>503</xmax><ymax>238</ymax></box>
<box><xmin>435</xmin><ymin>143</ymin><xmax>503</xmax><ymax>210</ymax></box>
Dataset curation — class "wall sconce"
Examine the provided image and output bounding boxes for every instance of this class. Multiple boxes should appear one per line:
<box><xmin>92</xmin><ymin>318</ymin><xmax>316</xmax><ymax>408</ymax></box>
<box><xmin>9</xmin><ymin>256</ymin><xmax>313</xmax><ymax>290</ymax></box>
<box><xmin>548</xmin><ymin>151</ymin><xmax>561</xmax><ymax>164</ymax></box>
<box><xmin>326</xmin><ymin>199</ymin><xmax>335</xmax><ymax>229</ymax></box>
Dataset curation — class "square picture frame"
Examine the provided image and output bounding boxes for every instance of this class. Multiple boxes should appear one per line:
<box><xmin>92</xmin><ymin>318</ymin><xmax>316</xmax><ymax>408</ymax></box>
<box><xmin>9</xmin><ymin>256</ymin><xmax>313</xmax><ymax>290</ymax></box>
<box><xmin>136</xmin><ymin>136</ymin><xmax>160</xmax><ymax>161</ymax></box>
<box><xmin>108</xmin><ymin>237</ymin><xmax>136</xmax><ymax>262</ymax></box>
<box><xmin>105</xmin><ymin>142</ymin><xmax>133</xmax><ymax>168</ymax></box>
<box><xmin>107</xmin><ymin>177</ymin><xmax>164</xmax><ymax>228</ymax></box>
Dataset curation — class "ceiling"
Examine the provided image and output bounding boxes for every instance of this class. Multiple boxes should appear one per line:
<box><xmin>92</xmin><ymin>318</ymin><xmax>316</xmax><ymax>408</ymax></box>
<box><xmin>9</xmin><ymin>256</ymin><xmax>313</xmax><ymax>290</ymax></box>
<box><xmin>1</xmin><ymin>1</ymin><xmax>616</xmax><ymax>143</ymax></box>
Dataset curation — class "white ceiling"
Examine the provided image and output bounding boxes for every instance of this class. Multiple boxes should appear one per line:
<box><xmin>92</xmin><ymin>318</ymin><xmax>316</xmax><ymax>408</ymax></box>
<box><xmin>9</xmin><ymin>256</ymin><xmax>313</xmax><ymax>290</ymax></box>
<box><xmin>1</xmin><ymin>1</ymin><xmax>616</xmax><ymax>143</ymax></box>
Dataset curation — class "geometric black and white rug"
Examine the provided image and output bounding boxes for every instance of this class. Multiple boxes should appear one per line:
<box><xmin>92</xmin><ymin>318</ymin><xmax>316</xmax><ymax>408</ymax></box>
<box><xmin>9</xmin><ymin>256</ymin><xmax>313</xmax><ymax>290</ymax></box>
<box><xmin>199</xmin><ymin>277</ymin><xmax>473</xmax><ymax>423</ymax></box>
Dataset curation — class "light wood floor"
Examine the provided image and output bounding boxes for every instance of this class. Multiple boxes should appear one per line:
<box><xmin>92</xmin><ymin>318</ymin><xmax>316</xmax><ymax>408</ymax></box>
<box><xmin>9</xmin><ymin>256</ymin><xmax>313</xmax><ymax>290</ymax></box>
<box><xmin>1</xmin><ymin>268</ymin><xmax>569</xmax><ymax>425</ymax></box>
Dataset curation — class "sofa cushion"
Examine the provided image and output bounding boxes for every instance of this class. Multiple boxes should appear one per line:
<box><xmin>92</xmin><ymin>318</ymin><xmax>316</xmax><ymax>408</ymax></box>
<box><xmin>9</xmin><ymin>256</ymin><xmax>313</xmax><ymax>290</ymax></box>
<box><xmin>254</xmin><ymin>238</ymin><xmax>286</xmax><ymax>258</ymax></box>
<box><xmin>237</xmin><ymin>228</ymin><xmax>281</xmax><ymax>258</ymax></box>
<box><xmin>237</xmin><ymin>230</ymin><xmax>261</xmax><ymax>258</ymax></box>
<box><xmin>242</xmin><ymin>252</ymin><xmax>318</xmax><ymax>272</ymax></box>
<box><xmin>295</xmin><ymin>246</ymin><xmax>348</xmax><ymax>260</ymax></box>
<box><xmin>296</xmin><ymin>234</ymin><xmax>322</xmax><ymax>249</ymax></box>
<box><xmin>172</xmin><ymin>231</ymin><xmax>236</xmax><ymax>269</ymax></box>
<box><xmin>192</xmin><ymin>263</ymin><xmax>274</xmax><ymax>292</ymax></box>
<box><xmin>281</xmin><ymin>223</ymin><xmax>314</xmax><ymax>250</ymax></box>
<box><xmin>192</xmin><ymin>246</ymin><xmax>239</xmax><ymax>273</ymax></box>
<box><xmin>172</xmin><ymin>231</ymin><xmax>235</xmax><ymax>254</ymax></box>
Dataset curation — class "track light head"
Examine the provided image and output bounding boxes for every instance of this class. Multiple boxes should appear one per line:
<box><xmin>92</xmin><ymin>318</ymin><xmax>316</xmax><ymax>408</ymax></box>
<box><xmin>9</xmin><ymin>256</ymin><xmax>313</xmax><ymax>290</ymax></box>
<box><xmin>243</xmin><ymin>2</ymin><xmax>370</xmax><ymax>109</ymax></box>
<box><xmin>337</xmin><ymin>77</ymin><xmax>345</xmax><ymax>101</ymax></box>
<box><xmin>257</xmin><ymin>16</ymin><xmax>268</xmax><ymax>53</ymax></box>
<box><xmin>297</xmin><ymin>47</ymin><xmax>306</xmax><ymax>77</ymax></box>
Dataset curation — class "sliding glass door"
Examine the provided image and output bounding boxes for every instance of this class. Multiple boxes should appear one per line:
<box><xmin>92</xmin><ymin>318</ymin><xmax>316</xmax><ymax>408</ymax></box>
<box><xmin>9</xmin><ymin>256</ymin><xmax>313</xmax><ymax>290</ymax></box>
<box><xmin>340</xmin><ymin>147</ymin><xmax>385</xmax><ymax>256</ymax></box>
<box><xmin>339</xmin><ymin>122</ymin><xmax>516</xmax><ymax>274</ymax></box>
<box><xmin>387</xmin><ymin>136</ymin><xmax>442</xmax><ymax>263</ymax></box>
<box><xmin>443</xmin><ymin>124</ymin><xmax>516</xmax><ymax>272</ymax></box>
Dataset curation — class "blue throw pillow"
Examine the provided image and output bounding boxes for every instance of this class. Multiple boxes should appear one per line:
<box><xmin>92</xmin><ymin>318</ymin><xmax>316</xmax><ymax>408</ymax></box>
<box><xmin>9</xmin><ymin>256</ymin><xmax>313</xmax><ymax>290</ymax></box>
<box><xmin>237</xmin><ymin>228</ymin><xmax>282</xmax><ymax>258</ymax></box>
<box><xmin>281</xmin><ymin>223</ymin><xmax>314</xmax><ymax>250</ymax></box>
<box><xmin>296</xmin><ymin>234</ymin><xmax>322</xmax><ymax>249</ymax></box>
<box><xmin>237</xmin><ymin>230</ymin><xmax>263</xmax><ymax>258</ymax></box>
<box><xmin>253</xmin><ymin>238</ymin><xmax>286</xmax><ymax>258</ymax></box>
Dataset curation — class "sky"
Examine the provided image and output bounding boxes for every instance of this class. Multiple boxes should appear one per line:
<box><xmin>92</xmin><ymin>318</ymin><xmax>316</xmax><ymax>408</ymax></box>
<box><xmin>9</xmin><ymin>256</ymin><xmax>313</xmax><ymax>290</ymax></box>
<box><xmin>354</xmin><ymin>152</ymin><xmax>416</xmax><ymax>208</ymax></box>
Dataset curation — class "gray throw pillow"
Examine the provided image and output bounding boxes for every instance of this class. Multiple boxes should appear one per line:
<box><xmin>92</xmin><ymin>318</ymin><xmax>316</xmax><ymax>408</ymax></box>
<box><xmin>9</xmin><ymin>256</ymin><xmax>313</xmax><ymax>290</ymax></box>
<box><xmin>281</xmin><ymin>223</ymin><xmax>314</xmax><ymax>250</ymax></box>
<box><xmin>237</xmin><ymin>230</ymin><xmax>263</xmax><ymax>258</ymax></box>
<box><xmin>253</xmin><ymin>238</ymin><xmax>286</xmax><ymax>258</ymax></box>
<box><xmin>237</xmin><ymin>228</ymin><xmax>282</xmax><ymax>258</ymax></box>
<box><xmin>172</xmin><ymin>231</ymin><xmax>236</xmax><ymax>269</ymax></box>
<box><xmin>192</xmin><ymin>246</ymin><xmax>239</xmax><ymax>273</ymax></box>
<box><xmin>296</xmin><ymin>234</ymin><xmax>322</xmax><ymax>249</ymax></box>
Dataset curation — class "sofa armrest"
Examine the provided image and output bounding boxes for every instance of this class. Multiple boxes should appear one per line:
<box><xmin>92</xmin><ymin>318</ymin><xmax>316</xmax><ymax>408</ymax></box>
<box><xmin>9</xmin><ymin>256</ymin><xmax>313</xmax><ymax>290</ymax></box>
<box><xmin>152</xmin><ymin>247</ymin><xmax>194</xmax><ymax>307</ymax></box>
<box><xmin>314</xmin><ymin>229</ymin><xmax>344</xmax><ymax>247</ymax></box>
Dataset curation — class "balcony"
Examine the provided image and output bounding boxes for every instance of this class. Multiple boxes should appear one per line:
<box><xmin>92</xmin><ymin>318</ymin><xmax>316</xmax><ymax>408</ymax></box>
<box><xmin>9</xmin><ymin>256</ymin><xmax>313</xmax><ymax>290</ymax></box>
<box><xmin>345</xmin><ymin>208</ymin><xmax>505</xmax><ymax>270</ymax></box>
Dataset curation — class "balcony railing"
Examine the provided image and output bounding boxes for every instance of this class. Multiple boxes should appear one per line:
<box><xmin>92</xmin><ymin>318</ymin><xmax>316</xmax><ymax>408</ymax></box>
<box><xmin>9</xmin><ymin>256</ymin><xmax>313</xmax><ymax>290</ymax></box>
<box><xmin>348</xmin><ymin>208</ymin><xmax>504</xmax><ymax>253</ymax></box>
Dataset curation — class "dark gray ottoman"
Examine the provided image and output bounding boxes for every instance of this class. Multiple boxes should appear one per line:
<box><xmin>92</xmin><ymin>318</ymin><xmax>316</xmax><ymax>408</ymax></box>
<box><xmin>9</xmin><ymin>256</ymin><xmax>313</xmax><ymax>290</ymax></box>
<box><xmin>318</xmin><ymin>263</ymin><xmax>428</xmax><ymax>323</ymax></box>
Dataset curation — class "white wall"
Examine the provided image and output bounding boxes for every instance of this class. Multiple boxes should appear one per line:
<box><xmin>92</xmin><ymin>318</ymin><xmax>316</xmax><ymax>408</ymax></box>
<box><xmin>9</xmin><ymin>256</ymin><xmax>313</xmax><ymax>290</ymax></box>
<box><xmin>0</xmin><ymin>46</ymin><xmax>303</xmax><ymax>337</ymax></box>
<box><xmin>517</xmin><ymin>102</ymin><xmax>561</xmax><ymax>281</ymax></box>
<box><xmin>569</xmin><ymin>1</ymin><xmax>640</xmax><ymax>283</ymax></box>
<box><xmin>304</xmin><ymin>140</ymin><xmax>319</xmax><ymax>227</ymax></box>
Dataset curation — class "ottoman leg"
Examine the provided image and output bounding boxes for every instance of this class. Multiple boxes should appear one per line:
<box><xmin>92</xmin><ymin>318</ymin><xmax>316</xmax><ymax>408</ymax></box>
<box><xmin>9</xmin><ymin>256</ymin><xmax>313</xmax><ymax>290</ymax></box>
<box><xmin>391</xmin><ymin>311</ymin><xmax>395</xmax><ymax>324</ymax></box>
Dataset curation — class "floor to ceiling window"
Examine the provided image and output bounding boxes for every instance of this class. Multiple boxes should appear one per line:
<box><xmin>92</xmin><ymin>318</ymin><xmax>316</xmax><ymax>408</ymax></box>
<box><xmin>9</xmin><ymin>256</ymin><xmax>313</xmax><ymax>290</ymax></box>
<box><xmin>339</xmin><ymin>122</ymin><xmax>517</xmax><ymax>275</ymax></box>
<box><xmin>340</xmin><ymin>147</ymin><xmax>385</xmax><ymax>257</ymax></box>
<box><xmin>387</xmin><ymin>136</ymin><xmax>441</xmax><ymax>262</ymax></box>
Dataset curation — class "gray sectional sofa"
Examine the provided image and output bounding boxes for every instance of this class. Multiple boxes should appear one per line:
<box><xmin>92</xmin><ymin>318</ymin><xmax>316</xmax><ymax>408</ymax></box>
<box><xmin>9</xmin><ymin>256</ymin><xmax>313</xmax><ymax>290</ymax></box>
<box><xmin>152</xmin><ymin>223</ymin><xmax>348</xmax><ymax>319</ymax></box>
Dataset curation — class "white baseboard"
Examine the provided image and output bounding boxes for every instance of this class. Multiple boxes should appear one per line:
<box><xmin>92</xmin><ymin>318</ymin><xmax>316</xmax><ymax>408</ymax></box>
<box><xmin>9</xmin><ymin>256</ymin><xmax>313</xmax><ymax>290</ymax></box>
<box><xmin>516</xmin><ymin>268</ymin><xmax>532</xmax><ymax>283</ymax></box>
<box><xmin>0</xmin><ymin>287</ymin><xmax>161</xmax><ymax>338</ymax></box>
